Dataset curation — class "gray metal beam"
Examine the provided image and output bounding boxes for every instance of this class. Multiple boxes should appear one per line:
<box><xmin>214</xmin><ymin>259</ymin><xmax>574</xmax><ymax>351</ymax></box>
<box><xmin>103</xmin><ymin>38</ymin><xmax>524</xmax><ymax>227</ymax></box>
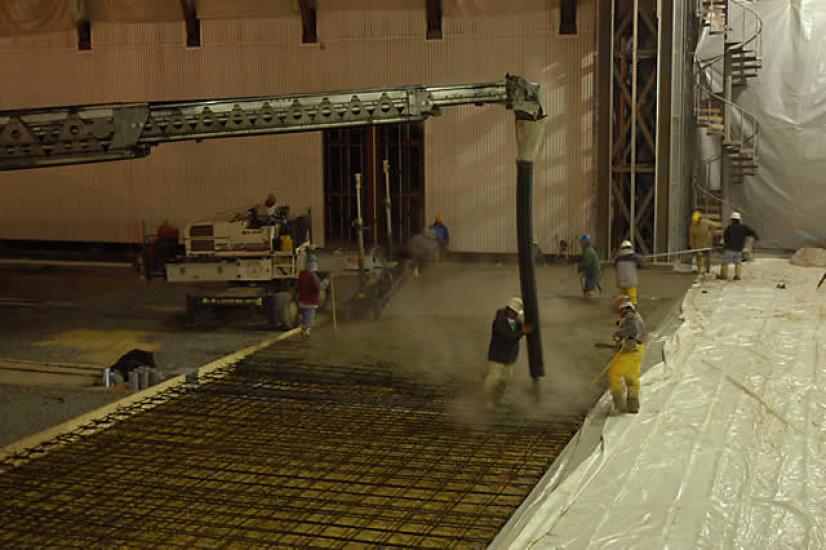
<box><xmin>0</xmin><ymin>75</ymin><xmax>542</xmax><ymax>170</ymax></box>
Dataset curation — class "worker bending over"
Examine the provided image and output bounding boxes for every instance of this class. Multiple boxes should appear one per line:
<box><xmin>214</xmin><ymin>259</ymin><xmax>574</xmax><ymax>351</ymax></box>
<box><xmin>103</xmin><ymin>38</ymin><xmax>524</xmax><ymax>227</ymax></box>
<box><xmin>608</xmin><ymin>298</ymin><xmax>646</xmax><ymax>414</ymax></box>
<box><xmin>484</xmin><ymin>297</ymin><xmax>532</xmax><ymax>409</ymax></box>
<box><xmin>689</xmin><ymin>210</ymin><xmax>721</xmax><ymax>275</ymax></box>
<box><xmin>578</xmin><ymin>235</ymin><xmax>601</xmax><ymax>298</ymax></box>
<box><xmin>719</xmin><ymin>212</ymin><xmax>758</xmax><ymax>281</ymax></box>
<box><xmin>614</xmin><ymin>240</ymin><xmax>643</xmax><ymax>306</ymax></box>
<box><xmin>297</xmin><ymin>255</ymin><xmax>328</xmax><ymax>337</ymax></box>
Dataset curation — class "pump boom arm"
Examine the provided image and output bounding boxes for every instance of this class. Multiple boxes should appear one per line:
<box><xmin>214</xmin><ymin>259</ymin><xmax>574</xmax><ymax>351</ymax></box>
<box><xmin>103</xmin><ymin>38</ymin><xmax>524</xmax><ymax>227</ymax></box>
<box><xmin>0</xmin><ymin>75</ymin><xmax>542</xmax><ymax>170</ymax></box>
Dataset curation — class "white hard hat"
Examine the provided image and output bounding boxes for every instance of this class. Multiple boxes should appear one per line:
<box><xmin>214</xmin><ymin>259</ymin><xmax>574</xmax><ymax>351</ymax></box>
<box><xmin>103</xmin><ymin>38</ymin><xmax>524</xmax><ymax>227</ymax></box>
<box><xmin>730</xmin><ymin>211</ymin><xmax>742</xmax><ymax>220</ymax></box>
<box><xmin>620</xmin><ymin>299</ymin><xmax>635</xmax><ymax>312</ymax></box>
<box><xmin>506</xmin><ymin>297</ymin><xmax>524</xmax><ymax>316</ymax></box>
<box><xmin>620</xmin><ymin>240</ymin><xmax>633</xmax><ymax>249</ymax></box>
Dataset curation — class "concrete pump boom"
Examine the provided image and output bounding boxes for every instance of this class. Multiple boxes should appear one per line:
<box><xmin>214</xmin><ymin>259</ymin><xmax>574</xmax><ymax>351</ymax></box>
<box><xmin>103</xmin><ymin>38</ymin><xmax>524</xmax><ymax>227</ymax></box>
<box><xmin>0</xmin><ymin>73</ymin><xmax>547</xmax><ymax>382</ymax></box>
<box><xmin>0</xmin><ymin>74</ymin><xmax>542</xmax><ymax>170</ymax></box>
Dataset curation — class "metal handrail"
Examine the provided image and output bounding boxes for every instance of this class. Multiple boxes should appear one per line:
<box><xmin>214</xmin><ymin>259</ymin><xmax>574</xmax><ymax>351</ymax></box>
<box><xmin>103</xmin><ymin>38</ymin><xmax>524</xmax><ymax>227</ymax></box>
<box><xmin>692</xmin><ymin>176</ymin><xmax>749</xmax><ymax>216</ymax></box>
<box><xmin>731</xmin><ymin>0</ymin><xmax>762</xmax><ymax>57</ymax></box>
<box><xmin>693</xmin><ymin>56</ymin><xmax>761</xmax><ymax>160</ymax></box>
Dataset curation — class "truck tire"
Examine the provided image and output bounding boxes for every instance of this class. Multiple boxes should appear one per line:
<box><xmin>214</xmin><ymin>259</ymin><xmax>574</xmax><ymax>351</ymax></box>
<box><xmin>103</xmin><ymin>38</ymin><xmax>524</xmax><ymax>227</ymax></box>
<box><xmin>274</xmin><ymin>291</ymin><xmax>299</xmax><ymax>329</ymax></box>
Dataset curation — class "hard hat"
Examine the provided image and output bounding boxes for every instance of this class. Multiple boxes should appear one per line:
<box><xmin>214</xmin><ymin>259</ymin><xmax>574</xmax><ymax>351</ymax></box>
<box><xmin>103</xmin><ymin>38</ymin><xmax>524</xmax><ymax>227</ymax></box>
<box><xmin>506</xmin><ymin>297</ymin><xmax>524</xmax><ymax>316</ymax></box>
<box><xmin>615</xmin><ymin>294</ymin><xmax>635</xmax><ymax>312</ymax></box>
<box><xmin>620</xmin><ymin>240</ymin><xmax>633</xmax><ymax>249</ymax></box>
<box><xmin>730</xmin><ymin>211</ymin><xmax>742</xmax><ymax>221</ymax></box>
<box><xmin>692</xmin><ymin>210</ymin><xmax>702</xmax><ymax>223</ymax></box>
<box><xmin>435</xmin><ymin>214</ymin><xmax>445</xmax><ymax>224</ymax></box>
<box><xmin>580</xmin><ymin>234</ymin><xmax>592</xmax><ymax>245</ymax></box>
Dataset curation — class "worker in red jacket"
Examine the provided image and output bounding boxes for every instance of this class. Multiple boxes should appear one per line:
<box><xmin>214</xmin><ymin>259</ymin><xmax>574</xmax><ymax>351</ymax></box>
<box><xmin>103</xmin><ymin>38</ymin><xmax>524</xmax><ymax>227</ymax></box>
<box><xmin>297</xmin><ymin>255</ymin><xmax>328</xmax><ymax>337</ymax></box>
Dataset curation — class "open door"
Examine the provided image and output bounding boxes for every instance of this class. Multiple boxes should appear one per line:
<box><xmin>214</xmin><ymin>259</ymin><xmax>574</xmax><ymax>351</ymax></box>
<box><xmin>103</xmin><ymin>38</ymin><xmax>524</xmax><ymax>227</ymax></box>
<box><xmin>323</xmin><ymin>123</ymin><xmax>425</xmax><ymax>250</ymax></box>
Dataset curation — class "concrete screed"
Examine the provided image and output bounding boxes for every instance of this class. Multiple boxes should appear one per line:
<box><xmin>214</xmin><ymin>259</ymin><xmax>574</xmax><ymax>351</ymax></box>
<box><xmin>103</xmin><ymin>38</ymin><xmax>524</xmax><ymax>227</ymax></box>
<box><xmin>0</xmin><ymin>261</ymin><xmax>693</xmax><ymax>446</ymax></box>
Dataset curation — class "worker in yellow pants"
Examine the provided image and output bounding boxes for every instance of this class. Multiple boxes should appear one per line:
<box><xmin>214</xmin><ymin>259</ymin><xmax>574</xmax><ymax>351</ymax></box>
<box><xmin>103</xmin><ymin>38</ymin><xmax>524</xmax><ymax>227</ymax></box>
<box><xmin>618</xmin><ymin>286</ymin><xmax>637</xmax><ymax>307</ymax></box>
<box><xmin>608</xmin><ymin>344</ymin><xmax>645</xmax><ymax>413</ymax></box>
<box><xmin>614</xmin><ymin>240</ymin><xmax>642</xmax><ymax>306</ymax></box>
<box><xmin>609</xmin><ymin>297</ymin><xmax>646</xmax><ymax>413</ymax></box>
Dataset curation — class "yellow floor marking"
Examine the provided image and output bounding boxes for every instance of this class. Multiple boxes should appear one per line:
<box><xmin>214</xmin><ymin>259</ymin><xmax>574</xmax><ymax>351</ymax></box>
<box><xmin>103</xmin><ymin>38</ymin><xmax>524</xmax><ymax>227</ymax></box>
<box><xmin>35</xmin><ymin>329</ymin><xmax>160</xmax><ymax>365</ymax></box>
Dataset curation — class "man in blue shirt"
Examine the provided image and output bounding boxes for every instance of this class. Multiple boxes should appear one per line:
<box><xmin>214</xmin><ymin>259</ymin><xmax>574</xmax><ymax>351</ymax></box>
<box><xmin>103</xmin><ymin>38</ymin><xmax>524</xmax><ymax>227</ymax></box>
<box><xmin>429</xmin><ymin>215</ymin><xmax>450</xmax><ymax>249</ymax></box>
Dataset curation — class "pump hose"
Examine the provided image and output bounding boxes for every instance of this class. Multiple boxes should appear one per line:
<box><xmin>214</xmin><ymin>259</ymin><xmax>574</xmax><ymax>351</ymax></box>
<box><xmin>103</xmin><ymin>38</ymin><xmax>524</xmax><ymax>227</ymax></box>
<box><xmin>516</xmin><ymin>160</ymin><xmax>544</xmax><ymax>380</ymax></box>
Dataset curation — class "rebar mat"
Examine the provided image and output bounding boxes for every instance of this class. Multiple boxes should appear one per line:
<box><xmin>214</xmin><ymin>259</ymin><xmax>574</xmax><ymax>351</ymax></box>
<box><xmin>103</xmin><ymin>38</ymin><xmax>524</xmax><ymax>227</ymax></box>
<box><xmin>0</xmin><ymin>346</ymin><xmax>583</xmax><ymax>549</ymax></box>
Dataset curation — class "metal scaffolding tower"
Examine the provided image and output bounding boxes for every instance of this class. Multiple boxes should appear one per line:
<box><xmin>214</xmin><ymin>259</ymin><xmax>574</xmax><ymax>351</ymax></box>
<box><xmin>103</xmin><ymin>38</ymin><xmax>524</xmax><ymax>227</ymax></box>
<box><xmin>608</xmin><ymin>0</ymin><xmax>661</xmax><ymax>256</ymax></box>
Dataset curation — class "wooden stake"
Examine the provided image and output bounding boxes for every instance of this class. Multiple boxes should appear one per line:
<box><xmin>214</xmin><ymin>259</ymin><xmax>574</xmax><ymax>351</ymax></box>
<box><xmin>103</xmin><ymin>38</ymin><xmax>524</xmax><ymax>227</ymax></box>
<box><xmin>331</xmin><ymin>274</ymin><xmax>338</xmax><ymax>331</ymax></box>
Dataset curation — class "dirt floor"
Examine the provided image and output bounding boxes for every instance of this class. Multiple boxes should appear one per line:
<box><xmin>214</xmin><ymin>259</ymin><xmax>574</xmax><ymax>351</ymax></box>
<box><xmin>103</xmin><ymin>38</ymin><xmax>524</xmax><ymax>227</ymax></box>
<box><xmin>0</xmin><ymin>260</ymin><xmax>694</xmax><ymax>448</ymax></box>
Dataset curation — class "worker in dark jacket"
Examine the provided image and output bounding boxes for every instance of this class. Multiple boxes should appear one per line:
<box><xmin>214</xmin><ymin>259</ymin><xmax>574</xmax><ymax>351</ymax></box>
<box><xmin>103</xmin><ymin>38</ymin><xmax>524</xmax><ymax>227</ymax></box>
<box><xmin>484</xmin><ymin>297</ymin><xmax>533</xmax><ymax>408</ymax></box>
<box><xmin>719</xmin><ymin>212</ymin><xmax>758</xmax><ymax>281</ymax></box>
<box><xmin>297</xmin><ymin>255</ymin><xmax>328</xmax><ymax>337</ymax></box>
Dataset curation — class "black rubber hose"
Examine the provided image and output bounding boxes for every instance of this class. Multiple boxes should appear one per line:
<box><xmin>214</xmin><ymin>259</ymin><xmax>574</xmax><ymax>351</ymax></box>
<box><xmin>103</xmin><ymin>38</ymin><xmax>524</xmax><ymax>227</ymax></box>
<box><xmin>516</xmin><ymin>159</ymin><xmax>545</xmax><ymax>380</ymax></box>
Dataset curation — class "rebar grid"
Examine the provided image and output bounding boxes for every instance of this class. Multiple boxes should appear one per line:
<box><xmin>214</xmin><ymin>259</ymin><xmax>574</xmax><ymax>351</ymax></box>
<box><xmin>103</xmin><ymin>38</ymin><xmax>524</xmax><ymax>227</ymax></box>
<box><xmin>0</xmin><ymin>347</ymin><xmax>583</xmax><ymax>548</ymax></box>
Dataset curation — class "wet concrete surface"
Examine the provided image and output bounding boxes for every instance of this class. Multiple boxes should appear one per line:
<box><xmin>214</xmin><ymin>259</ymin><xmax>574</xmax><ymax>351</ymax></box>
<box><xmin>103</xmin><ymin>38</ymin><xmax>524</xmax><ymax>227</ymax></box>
<box><xmin>282</xmin><ymin>261</ymin><xmax>694</xmax><ymax>421</ymax></box>
<box><xmin>0</xmin><ymin>261</ymin><xmax>694</xmax><ymax>447</ymax></box>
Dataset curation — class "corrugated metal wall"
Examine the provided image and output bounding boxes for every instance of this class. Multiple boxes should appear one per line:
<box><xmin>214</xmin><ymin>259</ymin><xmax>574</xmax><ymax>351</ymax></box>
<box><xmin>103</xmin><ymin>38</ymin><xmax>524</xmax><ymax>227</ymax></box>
<box><xmin>0</xmin><ymin>0</ymin><xmax>596</xmax><ymax>253</ymax></box>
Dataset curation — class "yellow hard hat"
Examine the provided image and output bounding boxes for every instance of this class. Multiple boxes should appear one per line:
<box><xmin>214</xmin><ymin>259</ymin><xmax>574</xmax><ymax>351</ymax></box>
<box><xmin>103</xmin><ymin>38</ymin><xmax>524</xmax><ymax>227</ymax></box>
<box><xmin>692</xmin><ymin>211</ymin><xmax>702</xmax><ymax>223</ymax></box>
<box><xmin>435</xmin><ymin>214</ymin><xmax>445</xmax><ymax>224</ymax></box>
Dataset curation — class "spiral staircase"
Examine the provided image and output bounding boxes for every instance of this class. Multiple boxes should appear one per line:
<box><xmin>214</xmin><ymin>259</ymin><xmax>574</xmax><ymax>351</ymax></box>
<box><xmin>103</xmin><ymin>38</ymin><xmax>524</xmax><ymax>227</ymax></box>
<box><xmin>694</xmin><ymin>0</ymin><xmax>762</xmax><ymax>223</ymax></box>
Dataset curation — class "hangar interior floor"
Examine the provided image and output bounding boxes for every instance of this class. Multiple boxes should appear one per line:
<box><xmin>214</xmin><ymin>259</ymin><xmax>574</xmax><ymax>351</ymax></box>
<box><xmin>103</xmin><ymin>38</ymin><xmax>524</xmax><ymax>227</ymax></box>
<box><xmin>0</xmin><ymin>260</ymin><xmax>693</xmax><ymax>546</ymax></box>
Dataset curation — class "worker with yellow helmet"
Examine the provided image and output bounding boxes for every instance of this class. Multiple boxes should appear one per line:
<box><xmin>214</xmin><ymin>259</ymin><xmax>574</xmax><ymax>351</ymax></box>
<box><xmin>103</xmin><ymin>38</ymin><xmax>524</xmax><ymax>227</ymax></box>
<box><xmin>689</xmin><ymin>210</ymin><xmax>721</xmax><ymax>275</ymax></box>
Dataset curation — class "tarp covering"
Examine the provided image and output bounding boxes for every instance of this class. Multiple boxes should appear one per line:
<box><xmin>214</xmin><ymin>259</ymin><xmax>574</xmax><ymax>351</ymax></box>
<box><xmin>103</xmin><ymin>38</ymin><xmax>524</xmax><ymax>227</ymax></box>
<box><xmin>494</xmin><ymin>258</ymin><xmax>826</xmax><ymax>548</ymax></box>
<box><xmin>729</xmin><ymin>1</ymin><xmax>826</xmax><ymax>249</ymax></box>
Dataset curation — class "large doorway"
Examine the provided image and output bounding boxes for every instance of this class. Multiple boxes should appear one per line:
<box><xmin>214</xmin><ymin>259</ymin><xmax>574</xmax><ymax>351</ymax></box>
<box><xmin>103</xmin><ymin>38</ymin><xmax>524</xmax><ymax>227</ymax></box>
<box><xmin>323</xmin><ymin>123</ymin><xmax>425</xmax><ymax>250</ymax></box>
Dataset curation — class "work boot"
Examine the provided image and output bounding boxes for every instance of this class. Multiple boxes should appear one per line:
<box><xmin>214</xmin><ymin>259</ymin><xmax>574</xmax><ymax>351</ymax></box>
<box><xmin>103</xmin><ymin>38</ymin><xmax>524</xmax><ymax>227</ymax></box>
<box><xmin>531</xmin><ymin>378</ymin><xmax>542</xmax><ymax>403</ymax></box>
<box><xmin>734</xmin><ymin>264</ymin><xmax>743</xmax><ymax>280</ymax></box>
<box><xmin>718</xmin><ymin>263</ymin><xmax>729</xmax><ymax>280</ymax></box>
<box><xmin>626</xmin><ymin>397</ymin><xmax>639</xmax><ymax>414</ymax></box>
<box><xmin>611</xmin><ymin>391</ymin><xmax>625</xmax><ymax>413</ymax></box>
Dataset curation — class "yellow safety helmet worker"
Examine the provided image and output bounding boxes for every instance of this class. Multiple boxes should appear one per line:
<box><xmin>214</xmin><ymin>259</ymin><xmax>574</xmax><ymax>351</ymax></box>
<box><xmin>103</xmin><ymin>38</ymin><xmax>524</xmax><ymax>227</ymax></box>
<box><xmin>692</xmin><ymin>210</ymin><xmax>702</xmax><ymax>224</ymax></box>
<box><xmin>435</xmin><ymin>214</ymin><xmax>445</xmax><ymax>225</ymax></box>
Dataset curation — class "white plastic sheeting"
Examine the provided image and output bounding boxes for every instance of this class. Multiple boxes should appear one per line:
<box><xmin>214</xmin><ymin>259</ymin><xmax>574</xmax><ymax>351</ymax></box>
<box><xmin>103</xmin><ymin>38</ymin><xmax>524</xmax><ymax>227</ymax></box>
<box><xmin>494</xmin><ymin>258</ymin><xmax>826</xmax><ymax>549</ymax></box>
<box><xmin>729</xmin><ymin>1</ymin><xmax>826</xmax><ymax>249</ymax></box>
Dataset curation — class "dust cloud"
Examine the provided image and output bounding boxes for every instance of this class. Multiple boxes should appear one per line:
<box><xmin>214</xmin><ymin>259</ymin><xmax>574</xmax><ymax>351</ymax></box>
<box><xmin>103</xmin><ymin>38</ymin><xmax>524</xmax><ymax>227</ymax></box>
<box><xmin>305</xmin><ymin>262</ymin><xmax>692</xmax><ymax>427</ymax></box>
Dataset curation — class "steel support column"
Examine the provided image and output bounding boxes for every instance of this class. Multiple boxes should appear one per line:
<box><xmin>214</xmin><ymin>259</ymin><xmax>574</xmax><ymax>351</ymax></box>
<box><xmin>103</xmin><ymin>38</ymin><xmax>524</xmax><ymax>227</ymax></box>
<box><xmin>654</xmin><ymin>0</ymin><xmax>673</xmax><ymax>254</ymax></box>
<box><xmin>609</xmin><ymin>0</ymin><xmax>659</xmax><ymax>256</ymax></box>
<box><xmin>595</xmin><ymin>0</ymin><xmax>613</xmax><ymax>256</ymax></box>
<box><xmin>667</xmin><ymin>0</ymin><xmax>699</xmax><ymax>257</ymax></box>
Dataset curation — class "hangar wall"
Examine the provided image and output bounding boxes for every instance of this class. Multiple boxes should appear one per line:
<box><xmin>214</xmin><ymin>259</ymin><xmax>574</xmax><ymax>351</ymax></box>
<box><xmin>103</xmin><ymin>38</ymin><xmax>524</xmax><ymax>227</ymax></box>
<box><xmin>0</xmin><ymin>0</ymin><xmax>596</xmax><ymax>253</ymax></box>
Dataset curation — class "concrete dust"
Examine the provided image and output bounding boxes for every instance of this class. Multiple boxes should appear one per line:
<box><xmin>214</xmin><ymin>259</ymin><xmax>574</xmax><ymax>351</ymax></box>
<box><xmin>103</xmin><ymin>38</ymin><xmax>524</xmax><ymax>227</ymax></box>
<box><xmin>0</xmin><ymin>260</ymin><xmax>693</xmax><ymax>446</ymax></box>
<box><xmin>285</xmin><ymin>261</ymin><xmax>694</xmax><ymax>425</ymax></box>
